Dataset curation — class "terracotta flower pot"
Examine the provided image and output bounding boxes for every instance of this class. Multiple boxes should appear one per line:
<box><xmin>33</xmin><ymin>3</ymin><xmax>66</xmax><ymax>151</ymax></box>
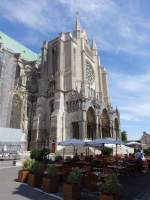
<box><xmin>63</xmin><ymin>183</ymin><xmax>80</xmax><ymax>200</ymax></box>
<box><xmin>100</xmin><ymin>193</ymin><xmax>119</xmax><ymax>200</ymax></box>
<box><xmin>18</xmin><ymin>169</ymin><xmax>30</xmax><ymax>183</ymax></box>
<box><xmin>100</xmin><ymin>194</ymin><xmax>114</xmax><ymax>200</ymax></box>
<box><xmin>42</xmin><ymin>176</ymin><xmax>58</xmax><ymax>193</ymax></box>
<box><xmin>27</xmin><ymin>173</ymin><xmax>42</xmax><ymax>188</ymax></box>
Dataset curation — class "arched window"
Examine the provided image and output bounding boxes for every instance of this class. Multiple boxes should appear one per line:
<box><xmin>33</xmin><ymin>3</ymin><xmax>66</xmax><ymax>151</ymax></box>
<box><xmin>52</xmin><ymin>45</ymin><xmax>58</xmax><ymax>75</ymax></box>
<box><xmin>101</xmin><ymin>109</ymin><xmax>110</xmax><ymax>138</ymax></box>
<box><xmin>10</xmin><ymin>95</ymin><xmax>22</xmax><ymax>129</ymax></box>
<box><xmin>114</xmin><ymin>118</ymin><xmax>119</xmax><ymax>139</ymax></box>
<box><xmin>72</xmin><ymin>122</ymin><xmax>79</xmax><ymax>139</ymax></box>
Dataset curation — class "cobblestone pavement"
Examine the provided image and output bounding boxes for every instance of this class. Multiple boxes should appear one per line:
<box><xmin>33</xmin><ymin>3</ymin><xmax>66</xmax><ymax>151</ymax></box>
<box><xmin>120</xmin><ymin>171</ymin><xmax>150</xmax><ymax>200</ymax></box>
<box><xmin>134</xmin><ymin>186</ymin><xmax>150</xmax><ymax>200</ymax></box>
<box><xmin>0</xmin><ymin>160</ymin><xmax>14</xmax><ymax>168</ymax></box>
<box><xmin>2</xmin><ymin>161</ymin><xmax>150</xmax><ymax>200</ymax></box>
<box><xmin>0</xmin><ymin>165</ymin><xmax>62</xmax><ymax>200</ymax></box>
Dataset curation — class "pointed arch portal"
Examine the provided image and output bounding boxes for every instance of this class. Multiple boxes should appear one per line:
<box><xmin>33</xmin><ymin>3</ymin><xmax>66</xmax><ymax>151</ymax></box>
<box><xmin>87</xmin><ymin>107</ymin><xmax>96</xmax><ymax>140</ymax></box>
<box><xmin>101</xmin><ymin>109</ymin><xmax>111</xmax><ymax>138</ymax></box>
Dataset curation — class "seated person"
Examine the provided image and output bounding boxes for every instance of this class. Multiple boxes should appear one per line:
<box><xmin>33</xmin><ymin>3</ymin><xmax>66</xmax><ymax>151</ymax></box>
<box><xmin>80</xmin><ymin>153</ymin><xmax>85</xmax><ymax>161</ymax></box>
<box><xmin>73</xmin><ymin>153</ymin><xmax>80</xmax><ymax>161</ymax></box>
<box><xmin>123</xmin><ymin>154</ymin><xmax>128</xmax><ymax>162</ymax></box>
<box><xmin>128</xmin><ymin>153</ymin><xmax>135</xmax><ymax>161</ymax></box>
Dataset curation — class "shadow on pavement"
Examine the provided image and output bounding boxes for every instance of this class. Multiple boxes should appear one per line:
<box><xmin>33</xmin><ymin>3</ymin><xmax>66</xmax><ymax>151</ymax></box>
<box><xmin>119</xmin><ymin>170</ymin><xmax>150</xmax><ymax>200</ymax></box>
<box><xmin>12</xmin><ymin>184</ymin><xmax>56</xmax><ymax>200</ymax></box>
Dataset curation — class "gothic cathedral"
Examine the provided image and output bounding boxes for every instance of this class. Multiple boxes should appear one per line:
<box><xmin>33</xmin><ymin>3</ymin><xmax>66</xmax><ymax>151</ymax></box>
<box><xmin>0</xmin><ymin>16</ymin><xmax>120</xmax><ymax>150</ymax></box>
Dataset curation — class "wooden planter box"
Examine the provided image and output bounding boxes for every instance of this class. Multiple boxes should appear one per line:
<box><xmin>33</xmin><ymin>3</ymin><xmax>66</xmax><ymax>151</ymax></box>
<box><xmin>18</xmin><ymin>169</ymin><xmax>30</xmax><ymax>183</ymax></box>
<box><xmin>42</xmin><ymin>176</ymin><xmax>58</xmax><ymax>193</ymax></box>
<box><xmin>27</xmin><ymin>173</ymin><xmax>42</xmax><ymax>188</ymax></box>
<box><xmin>100</xmin><ymin>193</ymin><xmax>119</xmax><ymax>200</ymax></box>
<box><xmin>63</xmin><ymin>183</ymin><xmax>80</xmax><ymax>200</ymax></box>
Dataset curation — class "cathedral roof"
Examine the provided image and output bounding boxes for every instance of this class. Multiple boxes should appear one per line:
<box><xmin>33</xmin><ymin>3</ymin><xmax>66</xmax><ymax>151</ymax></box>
<box><xmin>0</xmin><ymin>31</ymin><xmax>38</xmax><ymax>61</ymax></box>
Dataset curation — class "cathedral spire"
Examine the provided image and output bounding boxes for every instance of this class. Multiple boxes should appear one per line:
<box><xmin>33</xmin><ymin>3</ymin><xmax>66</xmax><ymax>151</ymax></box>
<box><xmin>75</xmin><ymin>12</ymin><xmax>81</xmax><ymax>32</ymax></box>
<box><xmin>92</xmin><ymin>39</ymin><xmax>97</xmax><ymax>50</ymax></box>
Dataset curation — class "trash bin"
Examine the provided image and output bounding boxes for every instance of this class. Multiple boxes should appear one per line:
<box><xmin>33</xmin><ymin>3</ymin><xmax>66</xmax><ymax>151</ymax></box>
<box><xmin>12</xmin><ymin>159</ymin><xmax>16</xmax><ymax>166</ymax></box>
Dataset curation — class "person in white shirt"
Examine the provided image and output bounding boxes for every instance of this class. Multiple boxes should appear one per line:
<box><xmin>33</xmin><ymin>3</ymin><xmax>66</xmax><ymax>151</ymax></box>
<box><xmin>135</xmin><ymin>149</ymin><xmax>144</xmax><ymax>172</ymax></box>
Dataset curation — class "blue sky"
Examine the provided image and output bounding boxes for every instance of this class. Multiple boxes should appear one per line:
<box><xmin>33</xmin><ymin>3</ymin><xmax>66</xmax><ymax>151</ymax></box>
<box><xmin>1</xmin><ymin>0</ymin><xmax>150</xmax><ymax>140</ymax></box>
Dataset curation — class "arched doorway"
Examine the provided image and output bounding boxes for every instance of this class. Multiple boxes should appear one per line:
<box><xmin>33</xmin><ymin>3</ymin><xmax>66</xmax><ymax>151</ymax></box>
<box><xmin>87</xmin><ymin>107</ymin><xmax>96</xmax><ymax>140</ymax></box>
<box><xmin>10</xmin><ymin>95</ymin><xmax>22</xmax><ymax>129</ymax></box>
<box><xmin>101</xmin><ymin>109</ymin><xmax>111</xmax><ymax>138</ymax></box>
<box><xmin>114</xmin><ymin>118</ymin><xmax>119</xmax><ymax>139</ymax></box>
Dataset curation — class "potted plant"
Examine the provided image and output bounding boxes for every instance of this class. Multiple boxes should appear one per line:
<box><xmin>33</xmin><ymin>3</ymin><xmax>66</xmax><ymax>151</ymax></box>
<box><xmin>63</xmin><ymin>168</ymin><xmax>82</xmax><ymax>200</ymax></box>
<box><xmin>27</xmin><ymin>161</ymin><xmax>43</xmax><ymax>188</ymax></box>
<box><xmin>101</xmin><ymin>147</ymin><xmax>113</xmax><ymax>156</ymax></box>
<box><xmin>42</xmin><ymin>165</ymin><xmax>58</xmax><ymax>193</ymax></box>
<box><xmin>55</xmin><ymin>155</ymin><xmax>63</xmax><ymax>163</ymax></box>
<box><xmin>18</xmin><ymin>159</ymin><xmax>34</xmax><ymax>182</ymax></box>
<box><xmin>100</xmin><ymin>174</ymin><xmax>121</xmax><ymax>200</ymax></box>
<box><xmin>65</xmin><ymin>156</ymin><xmax>72</xmax><ymax>162</ymax></box>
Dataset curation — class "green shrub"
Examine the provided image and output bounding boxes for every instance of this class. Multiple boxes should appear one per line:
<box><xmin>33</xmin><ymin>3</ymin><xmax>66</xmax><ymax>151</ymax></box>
<box><xmin>101</xmin><ymin>147</ymin><xmax>112</xmax><ymax>156</ymax></box>
<box><xmin>67</xmin><ymin>168</ymin><xmax>82</xmax><ymax>184</ymax></box>
<box><xmin>23</xmin><ymin>159</ymin><xmax>34</xmax><ymax>170</ymax></box>
<box><xmin>30</xmin><ymin>148</ymin><xmax>50</xmax><ymax>162</ymax></box>
<box><xmin>29</xmin><ymin>161</ymin><xmax>42</xmax><ymax>174</ymax></box>
<box><xmin>102</xmin><ymin>174</ymin><xmax>121</xmax><ymax>195</ymax></box>
<box><xmin>65</xmin><ymin>156</ymin><xmax>72</xmax><ymax>161</ymax></box>
<box><xmin>143</xmin><ymin>148</ymin><xmax>150</xmax><ymax>156</ymax></box>
<box><xmin>47</xmin><ymin>165</ymin><xmax>57</xmax><ymax>177</ymax></box>
<box><xmin>30</xmin><ymin>149</ymin><xmax>41</xmax><ymax>161</ymax></box>
<box><xmin>55</xmin><ymin>155</ymin><xmax>62</xmax><ymax>162</ymax></box>
<box><xmin>40</xmin><ymin>148</ymin><xmax>50</xmax><ymax>160</ymax></box>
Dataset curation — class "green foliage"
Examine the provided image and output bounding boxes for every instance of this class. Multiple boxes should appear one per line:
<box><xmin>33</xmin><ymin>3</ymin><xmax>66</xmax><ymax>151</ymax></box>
<box><xmin>143</xmin><ymin>148</ymin><xmax>150</xmax><ymax>156</ymax></box>
<box><xmin>47</xmin><ymin>165</ymin><xmax>57</xmax><ymax>177</ymax></box>
<box><xmin>30</xmin><ymin>148</ymin><xmax>50</xmax><ymax>162</ymax></box>
<box><xmin>30</xmin><ymin>149</ymin><xmax>41</xmax><ymax>161</ymax></box>
<box><xmin>101</xmin><ymin>147</ymin><xmax>112</xmax><ymax>156</ymax></box>
<box><xmin>65</xmin><ymin>156</ymin><xmax>72</xmax><ymax>161</ymax></box>
<box><xmin>23</xmin><ymin>159</ymin><xmax>35</xmax><ymax>170</ymax></box>
<box><xmin>121</xmin><ymin>131</ymin><xmax>128</xmax><ymax>142</ymax></box>
<box><xmin>29</xmin><ymin>161</ymin><xmax>42</xmax><ymax>174</ymax></box>
<box><xmin>67</xmin><ymin>168</ymin><xmax>82</xmax><ymax>184</ymax></box>
<box><xmin>40</xmin><ymin>148</ymin><xmax>50</xmax><ymax>159</ymax></box>
<box><xmin>102</xmin><ymin>174</ymin><xmax>121</xmax><ymax>195</ymax></box>
<box><xmin>55</xmin><ymin>155</ymin><xmax>63</xmax><ymax>162</ymax></box>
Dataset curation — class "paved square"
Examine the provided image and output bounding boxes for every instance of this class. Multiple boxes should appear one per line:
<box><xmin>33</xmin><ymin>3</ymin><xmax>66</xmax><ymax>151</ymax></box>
<box><xmin>0</xmin><ymin>165</ymin><xmax>60</xmax><ymax>200</ymax></box>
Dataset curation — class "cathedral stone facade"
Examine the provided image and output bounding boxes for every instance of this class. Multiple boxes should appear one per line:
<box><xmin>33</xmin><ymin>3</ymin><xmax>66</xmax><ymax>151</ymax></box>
<box><xmin>0</xmin><ymin>16</ymin><xmax>120</xmax><ymax>150</ymax></box>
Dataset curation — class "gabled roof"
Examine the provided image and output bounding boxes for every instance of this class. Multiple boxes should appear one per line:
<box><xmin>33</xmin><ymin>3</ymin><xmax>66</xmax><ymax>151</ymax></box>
<box><xmin>142</xmin><ymin>132</ymin><xmax>150</xmax><ymax>137</ymax></box>
<box><xmin>0</xmin><ymin>31</ymin><xmax>38</xmax><ymax>61</ymax></box>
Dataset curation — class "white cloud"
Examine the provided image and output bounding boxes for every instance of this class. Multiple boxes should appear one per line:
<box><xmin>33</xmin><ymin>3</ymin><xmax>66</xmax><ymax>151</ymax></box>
<box><xmin>110</xmin><ymin>71</ymin><xmax>150</xmax><ymax>92</ymax></box>
<box><xmin>1</xmin><ymin>0</ymin><xmax>150</xmax><ymax>57</ymax></box>
<box><xmin>110</xmin><ymin>70</ymin><xmax>150</xmax><ymax>123</ymax></box>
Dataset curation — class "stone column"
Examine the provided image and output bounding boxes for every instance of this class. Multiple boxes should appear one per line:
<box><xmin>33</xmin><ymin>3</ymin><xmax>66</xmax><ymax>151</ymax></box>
<box><xmin>96</xmin><ymin>115</ymin><xmax>99</xmax><ymax>139</ymax></box>
<box><xmin>79</xmin><ymin>120</ymin><xmax>87</xmax><ymax>139</ymax></box>
<box><xmin>99</xmin><ymin>118</ymin><xmax>103</xmax><ymax>138</ymax></box>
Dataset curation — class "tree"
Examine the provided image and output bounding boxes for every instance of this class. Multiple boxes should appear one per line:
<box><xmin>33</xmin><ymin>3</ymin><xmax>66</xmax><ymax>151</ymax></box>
<box><xmin>121</xmin><ymin>131</ymin><xmax>128</xmax><ymax>142</ymax></box>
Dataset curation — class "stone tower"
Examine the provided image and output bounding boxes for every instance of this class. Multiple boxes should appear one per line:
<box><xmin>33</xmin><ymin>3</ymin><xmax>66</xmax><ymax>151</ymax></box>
<box><xmin>30</xmin><ymin>16</ymin><xmax>120</xmax><ymax>149</ymax></box>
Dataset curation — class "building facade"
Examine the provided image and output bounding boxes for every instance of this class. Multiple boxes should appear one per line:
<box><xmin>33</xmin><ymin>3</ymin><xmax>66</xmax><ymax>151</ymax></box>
<box><xmin>140</xmin><ymin>132</ymin><xmax>150</xmax><ymax>149</ymax></box>
<box><xmin>0</xmin><ymin>16</ymin><xmax>120</xmax><ymax>150</ymax></box>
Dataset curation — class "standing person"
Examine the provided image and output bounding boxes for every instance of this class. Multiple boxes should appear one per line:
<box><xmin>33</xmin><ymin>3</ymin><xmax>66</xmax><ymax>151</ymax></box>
<box><xmin>135</xmin><ymin>149</ymin><xmax>143</xmax><ymax>172</ymax></box>
<box><xmin>52</xmin><ymin>140</ymin><xmax>56</xmax><ymax>153</ymax></box>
